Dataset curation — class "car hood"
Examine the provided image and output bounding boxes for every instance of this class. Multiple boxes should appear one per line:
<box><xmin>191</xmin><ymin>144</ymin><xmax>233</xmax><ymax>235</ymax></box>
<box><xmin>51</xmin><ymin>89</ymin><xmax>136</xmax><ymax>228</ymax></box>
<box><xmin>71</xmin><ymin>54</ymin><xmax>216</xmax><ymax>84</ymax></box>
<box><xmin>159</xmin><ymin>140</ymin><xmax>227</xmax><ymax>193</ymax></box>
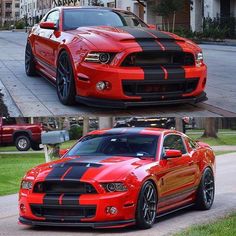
<box><xmin>26</xmin><ymin>155</ymin><xmax>152</xmax><ymax>182</ymax></box>
<box><xmin>69</xmin><ymin>26</ymin><xmax>199</xmax><ymax>51</ymax></box>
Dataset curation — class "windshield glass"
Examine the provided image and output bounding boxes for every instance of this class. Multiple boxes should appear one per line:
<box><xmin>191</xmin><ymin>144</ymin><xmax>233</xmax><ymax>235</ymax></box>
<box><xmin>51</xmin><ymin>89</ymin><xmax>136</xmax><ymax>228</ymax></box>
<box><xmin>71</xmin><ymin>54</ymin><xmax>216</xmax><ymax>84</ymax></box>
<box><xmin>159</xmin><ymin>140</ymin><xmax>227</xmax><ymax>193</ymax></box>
<box><xmin>66</xmin><ymin>134</ymin><xmax>158</xmax><ymax>158</ymax></box>
<box><xmin>63</xmin><ymin>9</ymin><xmax>147</xmax><ymax>30</ymax></box>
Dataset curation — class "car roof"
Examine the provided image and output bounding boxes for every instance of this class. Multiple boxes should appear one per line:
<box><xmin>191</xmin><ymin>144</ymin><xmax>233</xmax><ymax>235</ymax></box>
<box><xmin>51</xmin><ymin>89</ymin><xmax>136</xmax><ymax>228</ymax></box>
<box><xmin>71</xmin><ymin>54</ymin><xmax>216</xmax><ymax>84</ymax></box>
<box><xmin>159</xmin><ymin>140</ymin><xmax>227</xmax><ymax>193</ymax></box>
<box><xmin>87</xmin><ymin>128</ymin><xmax>183</xmax><ymax>136</ymax></box>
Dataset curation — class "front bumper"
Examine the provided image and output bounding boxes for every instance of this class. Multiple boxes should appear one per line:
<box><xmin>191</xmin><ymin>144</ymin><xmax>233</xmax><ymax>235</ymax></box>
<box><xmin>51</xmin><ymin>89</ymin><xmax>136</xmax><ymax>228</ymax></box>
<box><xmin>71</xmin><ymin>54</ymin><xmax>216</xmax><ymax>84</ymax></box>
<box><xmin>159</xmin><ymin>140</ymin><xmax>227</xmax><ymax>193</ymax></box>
<box><xmin>76</xmin><ymin>91</ymin><xmax>207</xmax><ymax>109</ymax></box>
<box><xmin>19</xmin><ymin>216</ymin><xmax>135</xmax><ymax>229</ymax></box>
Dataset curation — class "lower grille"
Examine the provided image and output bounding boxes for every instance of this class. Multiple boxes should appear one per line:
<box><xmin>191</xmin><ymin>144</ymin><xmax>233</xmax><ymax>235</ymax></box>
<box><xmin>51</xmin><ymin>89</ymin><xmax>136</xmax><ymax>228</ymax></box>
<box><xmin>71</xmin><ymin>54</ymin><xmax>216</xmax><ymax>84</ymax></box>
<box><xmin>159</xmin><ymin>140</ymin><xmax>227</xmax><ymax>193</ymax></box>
<box><xmin>31</xmin><ymin>204</ymin><xmax>96</xmax><ymax>219</ymax></box>
<box><xmin>123</xmin><ymin>78</ymin><xmax>199</xmax><ymax>98</ymax></box>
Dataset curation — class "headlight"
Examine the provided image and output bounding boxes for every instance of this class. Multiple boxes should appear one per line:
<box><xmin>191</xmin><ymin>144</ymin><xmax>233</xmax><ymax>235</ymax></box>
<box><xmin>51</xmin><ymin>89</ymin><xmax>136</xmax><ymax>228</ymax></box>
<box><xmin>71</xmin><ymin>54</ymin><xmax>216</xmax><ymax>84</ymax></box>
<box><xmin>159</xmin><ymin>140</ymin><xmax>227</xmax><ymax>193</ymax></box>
<box><xmin>196</xmin><ymin>52</ymin><xmax>203</xmax><ymax>66</ymax></box>
<box><xmin>21</xmin><ymin>180</ymin><xmax>33</xmax><ymax>190</ymax></box>
<box><xmin>102</xmin><ymin>182</ymin><xmax>128</xmax><ymax>192</ymax></box>
<box><xmin>84</xmin><ymin>52</ymin><xmax>113</xmax><ymax>64</ymax></box>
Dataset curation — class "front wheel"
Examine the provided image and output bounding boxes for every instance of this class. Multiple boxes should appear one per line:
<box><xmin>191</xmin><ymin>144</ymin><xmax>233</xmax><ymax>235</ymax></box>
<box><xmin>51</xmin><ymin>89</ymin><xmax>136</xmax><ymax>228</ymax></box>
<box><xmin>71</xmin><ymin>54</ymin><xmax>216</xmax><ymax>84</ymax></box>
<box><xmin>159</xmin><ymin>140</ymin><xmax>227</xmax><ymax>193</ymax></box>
<box><xmin>25</xmin><ymin>42</ymin><xmax>36</xmax><ymax>76</ymax></box>
<box><xmin>136</xmin><ymin>181</ymin><xmax>157</xmax><ymax>229</ymax></box>
<box><xmin>15</xmin><ymin>135</ymin><xmax>31</xmax><ymax>151</ymax></box>
<box><xmin>195</xmin><ymin>168</ymin><xmax>215</xmax><ymax>210</ymax></box>
<box><xmin>56</xmin><ymin>51</ymin><xmax>76</xmax><ymax>106</ymax></box>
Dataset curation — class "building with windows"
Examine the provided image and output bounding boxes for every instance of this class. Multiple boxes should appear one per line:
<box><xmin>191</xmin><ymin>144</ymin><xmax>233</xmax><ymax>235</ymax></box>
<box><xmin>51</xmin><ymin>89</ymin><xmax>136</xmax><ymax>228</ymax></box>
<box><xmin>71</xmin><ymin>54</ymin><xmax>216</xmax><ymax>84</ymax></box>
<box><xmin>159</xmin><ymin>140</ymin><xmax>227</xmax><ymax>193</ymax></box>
<box><xmin>0</xmin><ymin>0</ymin><xmax>20</xmax><ymax>26</ymax></box>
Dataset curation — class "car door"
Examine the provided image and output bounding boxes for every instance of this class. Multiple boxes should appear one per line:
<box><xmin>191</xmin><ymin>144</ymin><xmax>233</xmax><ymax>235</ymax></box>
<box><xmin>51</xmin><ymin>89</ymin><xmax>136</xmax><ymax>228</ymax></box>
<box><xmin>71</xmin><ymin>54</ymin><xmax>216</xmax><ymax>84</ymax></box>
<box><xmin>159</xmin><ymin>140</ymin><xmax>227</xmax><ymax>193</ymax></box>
<box><xmin>34</xmin><ymin>10</ymin><xmax>61</xmax><ymax>79</ymax></box>
<box><xmin>157</xmin><ymin>134</ymin><xmax>197</xmax><ymax>208</ymax></box>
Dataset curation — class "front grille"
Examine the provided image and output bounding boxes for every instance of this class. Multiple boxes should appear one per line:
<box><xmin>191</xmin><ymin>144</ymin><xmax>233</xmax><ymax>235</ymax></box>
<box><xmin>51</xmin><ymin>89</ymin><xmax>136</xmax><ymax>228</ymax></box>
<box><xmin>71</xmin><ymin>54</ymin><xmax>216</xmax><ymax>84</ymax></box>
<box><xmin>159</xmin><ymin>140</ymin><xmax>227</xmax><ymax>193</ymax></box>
<box><xmin>123</xmin><ymin>78</ymin><xmax>199</xmax><ymax>98</ymax></box>
<box><xmin>121</xmin><ymin>52</ymin><xmax>195</xmax><ymax>67</ymax></box>
<box><xmin>33</xmin><ymin>181</ymin><xmax>97</xmax><ymax>194</ymax></box>
<box><xmin>31</xmin><ymin>204</ymin><xmax>96</xmax><ymax>219</ymax></box>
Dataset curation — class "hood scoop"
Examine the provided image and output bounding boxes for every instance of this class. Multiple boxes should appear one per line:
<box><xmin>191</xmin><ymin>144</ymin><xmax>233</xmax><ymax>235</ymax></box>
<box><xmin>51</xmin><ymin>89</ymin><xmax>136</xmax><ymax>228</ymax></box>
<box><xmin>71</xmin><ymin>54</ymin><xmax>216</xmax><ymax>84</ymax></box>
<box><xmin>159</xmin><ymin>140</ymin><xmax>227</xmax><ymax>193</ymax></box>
<box><xmin>57</xmin><ymin>162</ymin><xmax>102</xmax><ymax>168</ymax></box>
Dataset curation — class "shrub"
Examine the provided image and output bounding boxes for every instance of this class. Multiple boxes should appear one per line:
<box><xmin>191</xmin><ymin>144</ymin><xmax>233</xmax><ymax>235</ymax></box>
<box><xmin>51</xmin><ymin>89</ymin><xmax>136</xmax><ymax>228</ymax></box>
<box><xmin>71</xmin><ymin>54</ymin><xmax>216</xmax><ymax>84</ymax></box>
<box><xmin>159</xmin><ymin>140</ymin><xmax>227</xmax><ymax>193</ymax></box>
<box><xmin>69</xmin><ymin>125</ymin><xmax>83</xmax><ymax>140</ymax></box>
<box><xmin>15</xmin><ymin>21</ymin><xmax>25</xmax><ymax>29</ymax></box>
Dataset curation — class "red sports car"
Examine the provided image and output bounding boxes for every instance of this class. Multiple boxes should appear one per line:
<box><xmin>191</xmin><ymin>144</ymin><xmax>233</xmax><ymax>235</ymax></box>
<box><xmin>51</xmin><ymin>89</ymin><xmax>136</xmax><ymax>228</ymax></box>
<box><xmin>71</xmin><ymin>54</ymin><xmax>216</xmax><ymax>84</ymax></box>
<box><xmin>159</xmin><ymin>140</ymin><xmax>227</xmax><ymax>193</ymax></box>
<box><xmin>25</xmin><ymin>7</ymin><xmax>207</xmax><ymax>108</ymax></box>
<box><xmin>19</xmin><ymin>128</ymin><xmax>215</xmax><ymax>229</ymax></box>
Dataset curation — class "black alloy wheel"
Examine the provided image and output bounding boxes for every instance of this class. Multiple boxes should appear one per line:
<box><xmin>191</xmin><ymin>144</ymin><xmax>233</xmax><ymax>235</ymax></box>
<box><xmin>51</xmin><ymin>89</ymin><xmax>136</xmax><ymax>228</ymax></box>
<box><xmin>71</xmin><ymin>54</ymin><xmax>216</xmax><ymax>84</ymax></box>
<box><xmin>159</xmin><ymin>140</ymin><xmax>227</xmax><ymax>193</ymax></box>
<box><xmin>196</xmin><ymin>168</ymin><xmax>215</xmax><ymax>210</ymax></box>
<box><xmin>56</xmin><ymin>51</ymin><xmax>76</xmax><ymax>105</ymax></box>
<box><xmin>136</xmin><ymin>181</ymin><xmax>157</xmax><ymax>229</ymax></box>
<box><xmin>25</xmin><ymin>42</ymin><xmax>36</xmax><ymax>76</ymax></box>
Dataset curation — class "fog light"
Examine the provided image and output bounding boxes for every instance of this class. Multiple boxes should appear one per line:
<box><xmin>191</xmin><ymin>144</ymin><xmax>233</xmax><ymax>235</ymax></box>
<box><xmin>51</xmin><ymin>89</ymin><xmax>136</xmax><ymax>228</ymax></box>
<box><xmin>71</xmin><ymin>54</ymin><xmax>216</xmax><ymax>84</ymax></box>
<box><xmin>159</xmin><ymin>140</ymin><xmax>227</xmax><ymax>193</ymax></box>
<box><xmin>96</xmin><ymin>81</ymin><xmax>111</xmax><ymax>91</ymax></box>
<box><xmin>106</xmin><ymin>206</ymin><xmax>118</xmax><ymax>215</ymax></box>
<box><xmin>96</xmin><ymin>81</ymin><xmax>106</xmax><ymax>91</ymax></box>
<box><xmin>20</xmin><ymin>204</ymin><xmax>26</xmax><ymax>213</ymax></box>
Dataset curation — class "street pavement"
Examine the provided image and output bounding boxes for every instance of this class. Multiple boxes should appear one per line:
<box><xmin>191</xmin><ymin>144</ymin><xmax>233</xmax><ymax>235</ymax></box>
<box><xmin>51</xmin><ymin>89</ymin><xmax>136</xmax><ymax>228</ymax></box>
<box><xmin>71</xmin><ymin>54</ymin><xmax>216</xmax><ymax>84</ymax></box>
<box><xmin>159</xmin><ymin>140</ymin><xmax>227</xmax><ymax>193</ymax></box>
<box><xmin>0</xmin><ymin>31</ymin><xmax>236</xmax><ymax>117</ymax></box>
<box><xmin>0</xmin><ymin>153</ymin><xmax>236</xmax><ymax>236</ymax></box>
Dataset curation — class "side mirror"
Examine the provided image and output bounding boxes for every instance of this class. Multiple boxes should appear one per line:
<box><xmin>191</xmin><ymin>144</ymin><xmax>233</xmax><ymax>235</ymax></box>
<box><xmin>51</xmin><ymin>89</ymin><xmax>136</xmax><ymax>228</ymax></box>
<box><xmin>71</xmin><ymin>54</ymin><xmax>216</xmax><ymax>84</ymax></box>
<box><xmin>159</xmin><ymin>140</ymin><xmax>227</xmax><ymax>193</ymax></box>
<box><xmin>40</xmin><ymin>21</ymin><xmax>57</xmax><ymax>30</ymax></box>
<box><xmin>148</xmin><ymin>24</ymin><xmax>157</xmax><ymax>30</ymax></box>
<box><xmin>59</xmin><ymin>149</ymin><xmax>69</xmax><ymax>157</ymax></box>
<box><xmin>164</xmin><ymin>150</ymin><xmax>182</xmax><ymax>159</ymax></box>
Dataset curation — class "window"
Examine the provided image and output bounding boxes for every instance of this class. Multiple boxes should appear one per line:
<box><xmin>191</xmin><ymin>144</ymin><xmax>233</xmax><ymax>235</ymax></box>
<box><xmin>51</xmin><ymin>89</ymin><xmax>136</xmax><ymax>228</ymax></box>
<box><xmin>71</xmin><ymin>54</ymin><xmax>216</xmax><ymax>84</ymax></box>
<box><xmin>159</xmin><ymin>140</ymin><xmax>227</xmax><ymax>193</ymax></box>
<box><xmin>66</xmin><ymin>134</ymin><xmax>158</xmax><ymax>158</ymax></box>
<box><xmin>45</xmin><ymin>10</ymin><xmax>59</xmax><ymax>25</ymax></box>
<box><xmin>188</xmin><ymin>138</ymin><xmax>198</xmax><ymax>149</ymax></box>
<box><xmin>2</xmin><ymin>117</ymin><xmax>16</xmax><ymax>125</ymax></box>
<box><xmin>163</xmin><ymin>135</ymin><xmax>187</xmax><ymax>155</ymax></box>
<box><xmin>15</xmin><ymin>3</ymin><xmax>20</xmax><ymax>8</ymax></box>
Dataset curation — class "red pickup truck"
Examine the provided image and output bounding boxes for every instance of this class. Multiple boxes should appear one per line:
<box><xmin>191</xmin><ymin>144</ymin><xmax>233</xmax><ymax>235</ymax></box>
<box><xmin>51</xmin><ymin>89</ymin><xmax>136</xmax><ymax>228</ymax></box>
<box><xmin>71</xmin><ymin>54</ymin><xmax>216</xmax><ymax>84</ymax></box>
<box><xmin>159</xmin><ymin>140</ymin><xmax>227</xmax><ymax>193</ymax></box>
<box><xmin>0</xmin><ymin>117</ymin><xmax>42</xmax><ymax>151</ymax></box>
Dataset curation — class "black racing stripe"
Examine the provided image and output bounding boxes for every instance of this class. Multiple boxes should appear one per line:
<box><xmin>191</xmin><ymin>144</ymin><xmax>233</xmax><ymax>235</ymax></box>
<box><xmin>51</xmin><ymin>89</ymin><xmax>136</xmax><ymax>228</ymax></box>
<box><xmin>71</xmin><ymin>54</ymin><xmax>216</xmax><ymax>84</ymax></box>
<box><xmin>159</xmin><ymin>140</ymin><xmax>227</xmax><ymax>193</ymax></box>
<box><xmin>122</xmin><ymin>27</ymin><xmax>162</xmax><ymax>50</ymax></box>
<box><xmin>45</xmin><ymin>164</ymin><xmax>71</xmax><ymax>180</ymax></box>
<box><xmin>62</xmin><ymin>194</ymin><xmax>81</xmax><ymax>205</ymax></box>
<box><xmin>62</xmin><ymin>166</ymin><xmax>88</xmax><ymax>180</ymax></box>
<box><xmin>146</xmin><ymin>29</ymin><xmax>173</xmax><ymax>39</ymax></box>
<box><xmin>43</xmin><ymin>194</ymin><xmax>61</xmax><ymax>205</ymax></box>
<box><xmin>165</xmin><ymin>66</ymin><xmax>186</xmax><ymax>80</ymax></box>
<box><xmin>146</xmin><ymin>29</ymin><xmax>183</xmax><ymax>51</ymax></box>
<box><xmin>142</xmin><ymin>67</ymin><xmax>166</xmax><ymax>80</ymax></box>
<box><xmin>159</xmin><ymin>40</ymin><xmax>183</xmax><ymax>51</ymax></box>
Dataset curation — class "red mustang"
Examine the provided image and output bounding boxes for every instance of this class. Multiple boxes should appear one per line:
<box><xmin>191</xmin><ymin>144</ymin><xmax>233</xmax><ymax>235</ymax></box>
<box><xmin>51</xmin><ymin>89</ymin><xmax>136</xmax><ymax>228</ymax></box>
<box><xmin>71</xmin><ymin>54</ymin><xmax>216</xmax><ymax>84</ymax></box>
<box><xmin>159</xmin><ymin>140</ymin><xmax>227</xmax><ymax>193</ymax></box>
<box><xmin>19</xmin><ymin>128</ymin><xmax>215</xmax><ymax>229</ymax></box>
<box><xmin>25</xmin><ymin>7</ymin><xmax>207</xmax><ymax>108</ymax></box>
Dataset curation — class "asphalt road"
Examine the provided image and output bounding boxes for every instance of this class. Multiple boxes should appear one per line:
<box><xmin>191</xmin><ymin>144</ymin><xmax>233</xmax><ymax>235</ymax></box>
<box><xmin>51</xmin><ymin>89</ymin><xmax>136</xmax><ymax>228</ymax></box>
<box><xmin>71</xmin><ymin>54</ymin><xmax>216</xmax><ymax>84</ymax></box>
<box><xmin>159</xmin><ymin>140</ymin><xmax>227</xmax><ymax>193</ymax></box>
<box><xmin>0</xmin><ymin>153</ymin><xmax>236</xmax><ymax>236</ymax></box>
<box><xmin>0</xmin><ymin>31</ymin><xmax>236</xmax><ymax>117</ymax></box>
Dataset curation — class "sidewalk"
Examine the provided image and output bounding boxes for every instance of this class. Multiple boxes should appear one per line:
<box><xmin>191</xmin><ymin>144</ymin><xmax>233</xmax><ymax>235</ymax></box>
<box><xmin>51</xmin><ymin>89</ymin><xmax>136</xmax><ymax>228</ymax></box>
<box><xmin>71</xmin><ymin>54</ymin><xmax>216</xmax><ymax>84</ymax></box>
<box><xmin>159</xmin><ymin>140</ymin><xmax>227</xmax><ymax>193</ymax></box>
<box><xmin>212</xmin><ymin>145</ymin><xmax>236</xmax><ymax>152</ymax></box>
<box><xmin>201</xmin><ymin>39</ymin><xmax>236</xmax><ymax>47</ymax></box>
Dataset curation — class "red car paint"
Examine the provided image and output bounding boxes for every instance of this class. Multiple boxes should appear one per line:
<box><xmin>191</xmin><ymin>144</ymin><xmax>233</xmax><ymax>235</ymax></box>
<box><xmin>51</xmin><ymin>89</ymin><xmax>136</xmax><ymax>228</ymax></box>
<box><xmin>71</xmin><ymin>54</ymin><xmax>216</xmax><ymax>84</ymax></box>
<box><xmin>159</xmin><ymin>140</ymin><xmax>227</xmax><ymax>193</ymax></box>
<box><xmin>19</xmin><ymin>128</ymin><xmax>215</xmax><ymax>229</ymax></box>
<box><xmin>0</xmin><ymin>117</ymin><xmax>42</xmax><ymax>147</ymax></box>
<box><xmin>26</xmin><ymin>7</ymin><xmax>207</xmax><ymax>108</ymax></box>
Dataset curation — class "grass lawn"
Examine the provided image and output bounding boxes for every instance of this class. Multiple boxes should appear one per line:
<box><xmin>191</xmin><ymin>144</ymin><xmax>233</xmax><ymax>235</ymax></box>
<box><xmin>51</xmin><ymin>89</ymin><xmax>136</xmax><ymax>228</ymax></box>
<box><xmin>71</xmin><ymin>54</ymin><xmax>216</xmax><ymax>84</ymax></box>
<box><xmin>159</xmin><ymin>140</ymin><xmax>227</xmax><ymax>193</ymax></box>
<box><xmin>175</xmin><ymin>213</ymin><xmax>236</xmax><ymax>236</ymax></box>
<box><xmin>0</xmin><ymin>153</ymin><xmax>44</xmax><ymax>196</ymax></box>
<box><xmin>214</xmin><ymin>150</ymin><xmax>236</xmax><ymax>156</ymax></box>
<box><xmin>188</xmin><ymin>133</ymin><xmax>236</xmax><ymax>146</ymax></box>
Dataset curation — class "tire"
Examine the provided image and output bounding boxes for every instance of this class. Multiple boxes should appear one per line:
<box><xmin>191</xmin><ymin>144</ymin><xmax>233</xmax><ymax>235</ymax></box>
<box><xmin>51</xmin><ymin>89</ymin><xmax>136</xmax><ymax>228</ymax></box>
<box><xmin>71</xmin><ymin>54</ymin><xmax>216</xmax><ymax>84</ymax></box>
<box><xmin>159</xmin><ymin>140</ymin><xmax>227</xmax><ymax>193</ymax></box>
<box><xmin>25</xmin><ymin>42</ymin><xmax>36</xmax><ymax>76</ymax></box>
<box><xmin>56</xmin><ymin>51</ymin><xmax>76</xmax><ymax>105</ymax></box>
<box><xmin>195</xmin><ymin>168</ymin><xmax>215</xmax><ymax>210</ymax></box>
<box><xmin>136</xmin><ymin>181</ymin><xmax>157</xmax><ymax>229</ymax></box>
<box><xmin>31</xmin><ymin>142</ymin><xmax>43</xmax><ymax>151</ymax></box>
<box><xmin>15</xmin><ymin>135</ymin><xmax>31</xmax><ymax>151</ymax></box>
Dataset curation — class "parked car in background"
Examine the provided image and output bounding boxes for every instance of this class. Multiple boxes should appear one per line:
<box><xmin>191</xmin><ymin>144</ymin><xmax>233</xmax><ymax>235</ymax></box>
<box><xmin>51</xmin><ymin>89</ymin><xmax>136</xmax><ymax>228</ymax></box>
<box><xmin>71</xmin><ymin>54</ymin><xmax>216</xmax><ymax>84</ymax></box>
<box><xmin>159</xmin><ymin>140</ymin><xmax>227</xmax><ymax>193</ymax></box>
<box><xmin>19</xmin><ymin>128</ymin><xmax>215</xmax><ymax>229</ymax></box>
<box><xmin>0</xmin><ymin>117</ymin><xmax>43</xmax><ymax>151</ymax></box>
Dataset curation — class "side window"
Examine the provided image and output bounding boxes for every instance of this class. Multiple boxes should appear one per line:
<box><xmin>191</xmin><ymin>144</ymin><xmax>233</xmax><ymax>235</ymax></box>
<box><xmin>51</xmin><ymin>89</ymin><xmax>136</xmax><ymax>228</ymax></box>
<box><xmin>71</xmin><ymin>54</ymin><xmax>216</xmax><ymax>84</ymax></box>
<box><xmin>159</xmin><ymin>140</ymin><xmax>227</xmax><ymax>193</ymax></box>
<box><xmin>188</xmin><ymin>139</ymin><xmax>198</xmax><ymax>149</ymax></box>
<box><xmin>163</xmin><ymin>135</ymin><xmax>187</xmax><ymax>155</ymax></box>
<box><xmin>45</xmin><ymin>11</ymin><xmax>59</xmax><ymax>25</ymax></box>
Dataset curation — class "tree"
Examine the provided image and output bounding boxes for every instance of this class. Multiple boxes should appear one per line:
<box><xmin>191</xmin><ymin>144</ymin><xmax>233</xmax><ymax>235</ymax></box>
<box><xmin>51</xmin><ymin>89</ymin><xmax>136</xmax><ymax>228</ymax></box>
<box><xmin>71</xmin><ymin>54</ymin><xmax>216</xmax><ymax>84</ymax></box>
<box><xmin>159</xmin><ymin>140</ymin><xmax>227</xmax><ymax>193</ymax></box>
<box><xmin>148</xmin><ymin>0</ymin><xmax>185</xmax><ymax>32</ymax></box>
<box><xmin>202</xmin><ymin>118</ymin><xmax>218</xmax><ymax>138</ymax></box>
<box><xmin>90</xmin><ymin>0</ymin><xmax>104</xmax><ymax>6</ymax></box>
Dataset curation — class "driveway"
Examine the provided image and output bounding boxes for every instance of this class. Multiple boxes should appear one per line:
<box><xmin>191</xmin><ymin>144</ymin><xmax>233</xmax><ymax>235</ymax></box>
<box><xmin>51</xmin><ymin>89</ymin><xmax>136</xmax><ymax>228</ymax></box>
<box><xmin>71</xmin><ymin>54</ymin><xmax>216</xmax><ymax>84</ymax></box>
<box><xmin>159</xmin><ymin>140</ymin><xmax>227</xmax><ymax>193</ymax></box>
<box><xmin>0</xmin><ymin>31</ymin><xmax>236</xmax><ymax>117</ymax></box>
<box><xmin>0</xmin><ymin>153</ymin><xmax>236</xmax><ymax>236</ymax></box>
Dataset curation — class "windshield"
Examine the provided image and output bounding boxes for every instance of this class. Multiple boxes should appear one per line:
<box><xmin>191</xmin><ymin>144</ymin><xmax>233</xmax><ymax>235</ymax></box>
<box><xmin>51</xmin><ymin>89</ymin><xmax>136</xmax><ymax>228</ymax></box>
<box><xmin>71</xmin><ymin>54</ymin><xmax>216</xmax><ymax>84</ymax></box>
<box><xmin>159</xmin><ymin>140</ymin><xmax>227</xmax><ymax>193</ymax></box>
<box><xmin>63</xmin><ymin>9</ymin><xmax>147</xmax><ymax>30</ymax></box>
<box><xmin>66</xmin><ymin>134</ymin><xmax>158</xmax><ymax>158</ymax></box>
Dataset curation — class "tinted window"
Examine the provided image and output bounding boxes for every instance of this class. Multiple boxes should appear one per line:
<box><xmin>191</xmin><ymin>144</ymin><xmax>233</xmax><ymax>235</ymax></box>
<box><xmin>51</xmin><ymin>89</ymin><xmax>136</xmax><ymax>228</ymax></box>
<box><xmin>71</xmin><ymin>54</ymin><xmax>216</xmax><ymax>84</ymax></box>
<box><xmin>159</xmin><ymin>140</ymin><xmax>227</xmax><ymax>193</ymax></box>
<box><xmin>63</xmin><ymin>9</ymin><xmax>147</xmax><ymax>30</ymax></box>
<box><xmin>45</xmin><ymin>10</ymin><xmax>59</xmax><ymax>25</ymax></box>
<box><xmin>163</xmin><ymin>135</ymin><xmax>186</xmax><ymax>154</ymax></box>
<box><xmin>66</xmin><ymin>134</ymin><xmax>158</xmax><ymax>158</ymax></box>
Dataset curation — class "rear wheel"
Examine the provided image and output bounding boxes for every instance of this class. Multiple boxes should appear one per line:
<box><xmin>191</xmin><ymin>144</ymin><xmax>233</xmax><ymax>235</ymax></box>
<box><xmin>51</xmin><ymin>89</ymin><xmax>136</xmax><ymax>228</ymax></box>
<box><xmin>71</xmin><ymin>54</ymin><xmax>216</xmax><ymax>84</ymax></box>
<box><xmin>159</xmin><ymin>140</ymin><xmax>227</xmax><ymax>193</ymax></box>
<box><xmin>15</xmin><ymin>135</ymin><xmax>31</xmax><ymax>151</ymax></box>
<box><xmin>31</xmin><ymin>142</ymin><xmax>42</xmax><ymax>151</ymax></box>
<box><xmin>136</xmin><ymin>181</ymin><xmax>157</xmax><ymax>229</ymax></box>
<box><xmin>56</xmin><ymin>51</ymin><xmax>76</xmax><ymax>105</ymax></box>
<box><xmin>195</xmin><ymin>168</ymin><xmax>215</xmax><ymax>210</ymax></box>
<box><xmin>25</xmin><ymin>42</ymin><xmax>36</xmax><ymax>76</ymax></box>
